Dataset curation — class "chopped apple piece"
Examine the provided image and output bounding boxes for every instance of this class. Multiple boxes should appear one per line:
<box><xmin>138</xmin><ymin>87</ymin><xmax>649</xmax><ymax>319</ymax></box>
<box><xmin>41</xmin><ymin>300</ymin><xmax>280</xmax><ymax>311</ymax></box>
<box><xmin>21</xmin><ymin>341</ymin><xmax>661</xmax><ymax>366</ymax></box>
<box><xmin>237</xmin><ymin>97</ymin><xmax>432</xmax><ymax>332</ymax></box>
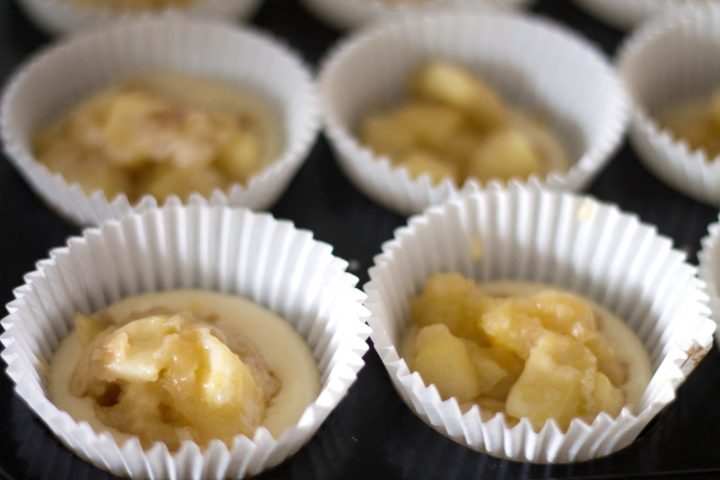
<box><xmin>101</xmin><ymin>90</ymin><xmax>169</xmax><ymax>167</ymax></box>
<box><xmin>468</xmin><ymin>129</ymin><xmax>541</xmax><ymax>183</ymax></box>
<box><xmin>481</xmin><ymin>345</ymin><xmax>525</xmax><ymax>377</ymax></box>
<box><xmin>505</xmin><ymin>333</ymin><xmax>595</xmax><ymax>431</ymax></box>
<box><xmin>413</xmin><ymin>324</ymin><xmax>481</xmax><ymax>401</ymax></box>
<box><xmin>394</xmin><ymin>103</ymin><xmax>464</xmax><ymax>149</ymax></box>
<box><xmin>442</xmin><ymin>129</ymin><xmax>483</xmax><ymax>170</ymax></box>
<box><xmin>585</xmin><ymin>371</ymin><xmax>624</xmax><ymax>418</ymax></box>
<box><xmin>410</xmin><ymin>62</ymin><xmax>507</xmax><ymax>131</ymax></box>
<box><xmin>480</xmin><ymin>297</ymin><xmax>546</xmax><ymax>359</ymax></box>
<box><xmin>530</xmin><ymin>290</ymin><xmax>597</xmax><ymax>337</ymax></box>
<box><xmin>476</xmin><ymin>397</ymin><xmax>505</xmax><ymax>415</ymax></box>
<box><xmin>216</xmin><ymin>131</ymin><xmax>263</xmax><ymax>183</ymax></box>
<box><xmin>531</xmin><ymin>290</ymin><xmax>626</xmax><ymax>386</ymax></box>
<box><xmin>585</xmin><ymin>333</ymin><xmax>627</xmax><ymax>386</ymax></box>
<box><xmin>463</xmin><ymin>341</ymin><xmax>510</xmax><ymax>394</ymax></box>
<box><xmin>475</xmin><ymin>346</ymin><xmax>524</xmax><ymax>400</ymax></box>
<box><xmin>410</xmin><ymin>272</ymin><xmax>489</xmax><ymax>345</ymax></box>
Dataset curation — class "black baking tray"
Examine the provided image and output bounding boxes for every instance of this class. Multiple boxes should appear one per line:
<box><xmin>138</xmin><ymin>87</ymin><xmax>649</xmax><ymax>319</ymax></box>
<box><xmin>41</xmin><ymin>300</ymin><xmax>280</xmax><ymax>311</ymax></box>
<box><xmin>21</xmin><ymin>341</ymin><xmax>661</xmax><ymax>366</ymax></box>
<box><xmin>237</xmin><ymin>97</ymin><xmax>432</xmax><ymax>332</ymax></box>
<box><xmin>1</xmin><ymin>1</ymin><xmax>720</xmax><ymax>478</ymax></box>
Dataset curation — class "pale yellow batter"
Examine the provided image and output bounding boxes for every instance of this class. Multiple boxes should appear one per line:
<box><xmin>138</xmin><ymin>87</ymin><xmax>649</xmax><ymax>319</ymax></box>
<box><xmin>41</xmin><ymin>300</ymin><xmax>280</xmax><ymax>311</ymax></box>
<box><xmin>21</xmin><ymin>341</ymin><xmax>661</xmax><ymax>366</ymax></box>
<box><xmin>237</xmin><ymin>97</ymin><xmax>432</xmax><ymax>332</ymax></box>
<box><xmin>49</xmin><ymin>290</ymin><xmax>320</xmax><ymax>447</ymax></box>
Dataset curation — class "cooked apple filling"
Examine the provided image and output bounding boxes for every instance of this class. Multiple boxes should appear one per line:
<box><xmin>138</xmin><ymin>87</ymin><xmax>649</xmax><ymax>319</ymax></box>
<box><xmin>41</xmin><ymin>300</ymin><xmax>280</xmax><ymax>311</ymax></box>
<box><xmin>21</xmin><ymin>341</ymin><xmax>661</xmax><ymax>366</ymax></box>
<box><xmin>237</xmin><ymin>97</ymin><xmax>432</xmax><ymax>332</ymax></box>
<box><xmin>68</xmin><ymin>309</ymin><xmax>279</xmax><ymax>449</ymax></box>
<box><xmin>34</xmin><ymin>72</ymin><xmax>282</xmax><ymax>202</ymax></box>
<box><xmin>404</xmin><ymin>273</ymin><xmax>651</xmax><ymax>431</ymax></box>
<box><xmin>360</xmin><ymin>62</ymin><xmax>569</xmax><ymax>185</ymax></box>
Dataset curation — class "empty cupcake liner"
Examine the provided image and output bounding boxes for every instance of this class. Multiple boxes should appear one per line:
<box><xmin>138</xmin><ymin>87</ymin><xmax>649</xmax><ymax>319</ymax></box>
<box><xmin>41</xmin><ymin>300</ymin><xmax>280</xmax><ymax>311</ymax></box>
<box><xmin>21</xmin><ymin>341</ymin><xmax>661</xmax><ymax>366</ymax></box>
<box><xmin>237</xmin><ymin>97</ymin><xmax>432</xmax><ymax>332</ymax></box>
<box><xmin>574</xmin><ymin>0</ymin><xmax>701</xmax><ymax>30</ymax></box>
<box><xmin>365</xmin><ymin>185</ymin><xmax>715</xmax><ymax>463</ymax></box>
<box><xmin>319</xmin><ymin>11</ymin><xmax>629</xmax><ymax>216</ymax></box>
<box><xmin>1</xmin><ymin>17</ymin><xmax>320</xmax><ymax>226</ymax></box>
<box><xmin>300</xmin><ymin>0</ymin><xmax>534</xmax><ymax>31</ymax></box>
<box><xmin>18</xmin><ymin>0</ymin><xmax>263</xmax><ymax>36</ymax></box>
<box><xmin>0</xmin><ymin>200</ymin><xmax>370</xmax><ymax>479</ymax></box>
<box><xmin>617</xmin><ymin>7</ymin><xmax>720</xmax><ymax>206</ymax></box>
<box><xmin>699</xmin><ymin>216</ymin><xmax>720</xmax><ymax>345</ymax></box>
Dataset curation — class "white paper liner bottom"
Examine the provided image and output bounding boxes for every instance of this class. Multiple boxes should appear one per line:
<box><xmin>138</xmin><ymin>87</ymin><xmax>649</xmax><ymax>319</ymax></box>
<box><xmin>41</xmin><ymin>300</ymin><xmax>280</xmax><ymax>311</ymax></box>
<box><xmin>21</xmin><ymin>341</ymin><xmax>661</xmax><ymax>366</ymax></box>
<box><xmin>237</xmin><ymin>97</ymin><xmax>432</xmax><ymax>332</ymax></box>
<box><xmin>618</xmin><ymin>7</ymin><xmax>720</xmax><ymax>206</ymax></box>
<box><xmin>319</xmin><ymin>11</ymin><xmax>629</xmax><ymax>215</ymax></box>
<box><xmin>1</xmin><ymin>200</ymin><xmax>370</xmax><ymax>479</ymax></box>
<box><xmin>18</xmin><ymin>0</ymin><xmax>264</xmax><ymax>36</ymax></box>
<box><xmin>1</xmin><ymin>18</ymin><xmax>320</xmax><ymax>226</ymax></box>
<box><xmin>365</xmin><ymin>185</ymin><xmax>715</xmax><ymax>463</ymax></box>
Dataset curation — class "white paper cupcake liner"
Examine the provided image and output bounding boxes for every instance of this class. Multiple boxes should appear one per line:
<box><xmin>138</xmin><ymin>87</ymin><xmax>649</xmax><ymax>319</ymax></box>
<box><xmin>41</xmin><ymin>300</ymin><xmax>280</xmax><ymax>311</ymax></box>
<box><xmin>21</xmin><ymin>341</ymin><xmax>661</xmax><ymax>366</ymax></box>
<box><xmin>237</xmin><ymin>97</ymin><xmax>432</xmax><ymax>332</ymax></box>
<box><xmin>365</xmin><ymin>185</ymin><xmax>715</xmax><ymax>463</ymax></box>
<box><xmin>1</xmin><ymin>17</ymin><xmax>321</xmax><ymax>226</ymax></box>
<box><xmin>699</xmin><ymin>216</ymin><xmax>720</xmax><ymax>345</ymax></box>
<box><xmin>300</xmin><ymin>0</ymin><xmax>534</xmax><ymax>31</ymax></box>
<box><xmin>319</xmin><ymin>11</ymin><xmax>629</xmax><ymax>216</ymax></box>
<box><xmin>18</xmin><ymin>0</ymin><xmax>263</xmax><ymax>36</ymax></box>
<box><xmin>0</xmin><ymin>200</ymin><xmax>370</xmax><ymax>479</ymax></box>
<box><xmin>574</xmin><ymin>0</ymin><xmax>702</xmax><ymax>30</ymax></box>
<box><xmin>617</xmin><ymin>7</ymin><xmax>720</xmax><ymax>206</ymax></box>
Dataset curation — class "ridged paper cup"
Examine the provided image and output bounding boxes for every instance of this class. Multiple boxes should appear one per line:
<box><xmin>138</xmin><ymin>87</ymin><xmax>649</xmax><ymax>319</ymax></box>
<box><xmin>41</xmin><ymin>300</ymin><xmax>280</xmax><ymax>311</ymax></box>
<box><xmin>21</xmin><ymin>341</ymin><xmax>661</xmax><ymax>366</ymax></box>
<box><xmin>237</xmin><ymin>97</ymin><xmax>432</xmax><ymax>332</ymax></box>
<box><xmin>365</xmin><ymin>185</ymin><xmax>715</xmax><ymax>463</ymax></box>
<box><xmin>0</xmin><ymin>200</ymin><xmax>370</xmax><ymax>479</ymax></box>
<box><xmin>618</xmin><ymin>7</ymin><xmax>720</xmax><ymax>206</ymax></box>
<box><xmin>574</xmin><ymin>0</ymin><xmax>700</xmax><ymax>30</ymax></box>
<box><xmin>18</xmin><ymin>0</ymin><xmax>263</xmax><ymax>36</ymax></box>
<box><xmin>1</xmin><ymin>18</ymin><xmax>320</xmax><ymax>226</ymax></box>
<box><xmin>699</xmin><ymin>215</ymin><xmax>720</xmax><ymax>344</ymax></box>
<box><xmin>319</xmin><ymin>11</ymin><xmax>629</xmax><ymax>216</ymax></box>
<box><xmin>300</xmin><ymin>0</ymin><xmax>534</xmax><ymax>31</ymax></box>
